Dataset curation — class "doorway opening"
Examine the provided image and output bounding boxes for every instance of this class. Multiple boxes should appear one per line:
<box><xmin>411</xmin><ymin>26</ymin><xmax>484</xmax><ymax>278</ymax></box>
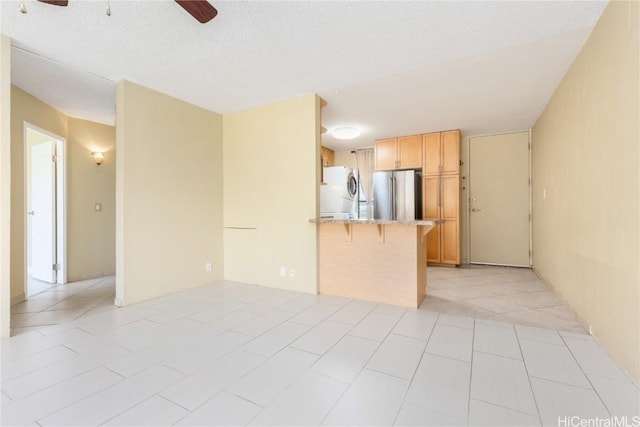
<box><xmin>24</xmin><ymin>123</ymin><xmax>66</xmax><ymax>298</ymax></box>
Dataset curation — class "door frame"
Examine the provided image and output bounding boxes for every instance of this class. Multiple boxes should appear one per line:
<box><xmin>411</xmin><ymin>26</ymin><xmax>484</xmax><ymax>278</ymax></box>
<box><xmin>23</xmin><ymin>122</ymin><xmax>67</xmax><ymax>295</ymax></box>
<box><xmin>464</xmin><ymin>129</ymin><xmax>532</xmax><ymax>267</ymax></box>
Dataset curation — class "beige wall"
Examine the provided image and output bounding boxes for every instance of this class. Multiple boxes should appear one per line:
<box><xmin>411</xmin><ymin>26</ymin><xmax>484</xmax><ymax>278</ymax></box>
<box><xmin>115</xmin><ymin>80</ymin><xmax>223</xmax><ymax>306</ymax></box>
<box><xmin>532</xmin><ymin>1</ymin><xmax>639</xmax><ymax>385</ymax></box>
<box><xmin>67</xmin><ymin>117</ymin><xmax>116</xmax><ymax>281</ymax></box>
<box><xmin>10</xmin><ymin>86</ymin><xmax>67</xmax><ymax>301</ymax></box>
<box><xmin>1</xmin><ymin>35</ymin><xmax>11</xmax><ymax>338</ymax></box>
<box><xmin>223</xmin><ymin>95</ymin><xmax>319</xmax><ymax>293</ymax></box>
<box><xmin>333</xmin><ymin>150</ymin><xmax>358</xmax><ymax>169</ymax></box>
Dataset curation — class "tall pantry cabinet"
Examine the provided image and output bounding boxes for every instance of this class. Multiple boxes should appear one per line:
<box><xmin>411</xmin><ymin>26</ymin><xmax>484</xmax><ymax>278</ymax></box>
<box><xmin>423</xmin><ymin>130</ymin><xmax>460</xmax><ymax>265</ymax></box>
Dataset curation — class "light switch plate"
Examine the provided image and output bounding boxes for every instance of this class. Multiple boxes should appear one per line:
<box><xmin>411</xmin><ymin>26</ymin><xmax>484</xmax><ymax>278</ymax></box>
<box><xmin>95</xmin><ymin>203</ymin><xmax>102</xmax><ymax>212</ymax></box>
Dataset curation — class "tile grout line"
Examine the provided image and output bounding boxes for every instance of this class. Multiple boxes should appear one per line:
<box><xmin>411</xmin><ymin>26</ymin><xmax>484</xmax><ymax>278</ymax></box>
<box><xmin>527</xmin><ymin>374</ymin><xmax>603</xmax><ymax>391</ymax></box>
<box><xmin>1</xmin><ymin>344</ymin><xmax>80</xmax><ymax>383</ymax></box>
<box><xmin>472</xmin><ymin>348</ymin><xmax>523</xmax><ymax>361</ymax></box>
<box><xmin>391</xmin><ymin>311</ymin><xmax>441</xmax><ymax>426</ymax></box>
<box><xmin>317</xmin><ymin>301</ymin><xmax>389</xmax><ymax>425</ymax></box>
<box><xmin>470</xmin><ymin>396</ymin><xmax>547</xmax><ymax>417</ymax></box>
<box><xmin>559</xmin><ymin>334</ymin><xmax>614</xmax><ymax>417</ymax></box>
<box><xmin>28</xmin><ymin>369</ymin><xmax>128</xmax><ymax>426</ymax></box>
<box><xmin>86</xmin><ymin>362</ymin><xmax>202</xmax><ymax>427</ymax></box>
<box><xmin>466</xmin><ymin>317</ymin><xmax>476</xmax><ymax>424</ymax></box>
<box><xmin>514</xmin><ymin>324</ymin><xmax>544</xmax><ymax>424</ymax></box>
<box><xmin>2</xmin><ymin>339</ymin><xmax>121</xmax><ymax>390</ymax></box>
<box><xmin>167</xmin><ymin>301</ymin><xmax>354</xmax><ymax>423</ymax></box>
<box><xmin>516</xmin><ymin>330</ymin><xmax>571</xmax><ymax>348</ymax></box>
<box><xmin>104</xmin><ymin>392</ymin><xmax>195</xmax><ymax>426</ymax></box>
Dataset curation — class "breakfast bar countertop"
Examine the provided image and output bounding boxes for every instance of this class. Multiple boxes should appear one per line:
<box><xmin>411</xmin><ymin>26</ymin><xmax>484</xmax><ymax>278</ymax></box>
<box><xmin>309</xmin><ymin>218</ymin><xmax>444</xmax><ymax>226</ymax></box>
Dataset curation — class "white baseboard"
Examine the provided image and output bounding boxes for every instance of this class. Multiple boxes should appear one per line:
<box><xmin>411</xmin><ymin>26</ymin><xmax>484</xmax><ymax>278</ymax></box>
<box><xmin>67</xmin><ymin>271</ymin><xmax>116</xmax><ymax>283</ymax></box>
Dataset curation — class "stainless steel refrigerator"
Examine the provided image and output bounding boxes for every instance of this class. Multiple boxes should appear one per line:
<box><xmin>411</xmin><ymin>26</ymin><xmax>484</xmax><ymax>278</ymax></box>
<box><xmin>372</xmin><ymin>170</ymin><xmax>422</xmax><ymax>220</ymax></box>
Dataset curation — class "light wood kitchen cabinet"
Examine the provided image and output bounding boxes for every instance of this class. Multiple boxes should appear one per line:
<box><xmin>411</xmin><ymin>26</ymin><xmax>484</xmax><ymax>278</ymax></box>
<box><xmin>442</xmin><ymin>130</ymin><xmax>460</xmax><ymax>174</ymax></box>
<box><xmin>423</xmin><ymin>130</ymin><xmax>460</xmax><ymax>175</ymax></box>
<box><xmin>423</xmin><ymin>130</ymin><xmax>460</xmax><ymax>265</ymax></box>
<box><xmin>425</xmin><ymin>175</ymin><xmax>458</xmax><ymax>264</ymax></box>
<box><xmin>423</xmin><ymin>176</ymin><xmax>440</xmax><ymax>219</ymax></box>
<box><xmin>321</xmin><ymin>146</ymin><xmax>335</xmax><ymax>167</ymax></box>
<box><xmin>422</xmin><ymin>132</ymin><xmax>441</xmax><ymax>175</ymax></box>
<box><xmin>374</xmin><ymin>135</ymin><xmax>422</xmax><ymax>171</ymax></box>
<box><xmin>398</xmin><ymin>135</ymin><xmax>422</xmax><ymax>169</ymax></box>
<box><xmin>319</xmin><ymin>98</ymin><xmax>333</xmax><ymax>173</ymax></box>
<box><xmin>441</xmin><ymin>175</ymin><xmax>460</xmax><ymax>264</ymax></box>
<box><xmin>374</xmin><ymin>138</ymin><xmax>398</xmax><ymax>170</ymax></box>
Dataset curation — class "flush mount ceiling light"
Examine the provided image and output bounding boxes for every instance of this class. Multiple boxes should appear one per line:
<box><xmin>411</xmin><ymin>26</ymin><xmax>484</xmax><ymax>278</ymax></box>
<box><xmin>332</xmin><ymin>127</ymin><xmax>361</xmax><ymax>140</ymax></box>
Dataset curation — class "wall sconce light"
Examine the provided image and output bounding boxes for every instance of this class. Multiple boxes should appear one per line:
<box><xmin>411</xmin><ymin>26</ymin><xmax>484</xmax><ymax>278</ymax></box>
<box><xmin>92</xmin><ymin>151</ymin><xmax>105</xmax><ymax>166</ymax></box>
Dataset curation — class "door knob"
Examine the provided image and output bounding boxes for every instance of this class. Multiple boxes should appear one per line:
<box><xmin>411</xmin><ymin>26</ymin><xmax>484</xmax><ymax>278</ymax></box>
<box><xmin>27</xmin><ymin>211</ymin><xmax>35</xmax><ymax>216</ymax></box>
<box><xmin>471</xmin><ymin>208</ymin><xmax>482</xmax><ymax>212</ymax></box>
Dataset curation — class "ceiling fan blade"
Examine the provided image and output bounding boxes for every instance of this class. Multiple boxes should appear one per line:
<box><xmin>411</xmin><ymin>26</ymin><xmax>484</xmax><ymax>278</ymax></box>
<box><xmin>37</xmin><ymin>0</ymin><xmax>69</xmax><ymax>6</ymax></box>
<box><xmin>175</xmin><ymin>0</ymin><xmax>217</xmax><ymax>24</ymax></box>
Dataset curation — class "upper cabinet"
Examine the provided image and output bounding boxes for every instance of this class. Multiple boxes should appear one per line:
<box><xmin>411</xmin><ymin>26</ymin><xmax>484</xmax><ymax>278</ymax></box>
<box><xmin>319</xmin><ymin>98</ymin><xmax>335</xmax><ymax>173</ymax></box>
<box><xmin>423</xmin><ymin>130</ymin><xmax>460</xmax><ymax>175</ymax></box>
<box><xmin>442</xmin><ymin>130</ymin><xmax>460</xmax><ymax>174</ymax></box>
<box><xmin>374</xmin><ymin>138</ymin><xmax>398</xmax><ymax>170</ymax></box>
<box><xmin>321</xmin><ymin>146</ymin><xmax>335</xmax><ymax>167</ymax></box>
<box><xmin>374</xmin><ymin>134</ymin><xmax>422</xmax><ymax>171</ymax></box>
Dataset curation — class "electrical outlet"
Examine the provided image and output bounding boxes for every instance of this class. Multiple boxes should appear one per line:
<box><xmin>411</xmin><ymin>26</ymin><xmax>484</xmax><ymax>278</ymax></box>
<box><xmin>289</xmin><ymin>268</ymin><xmax>295</xmax><ymax>277</ymax></box>
<box><xmin>206</xmin><ymin>262</ymin><xmax>212</xmax><ymax>272</ymax></box>
<box><xmin>280</xmin><ymin>267</ymin><xmax>286</xmax><ymax>277</ymax></box>
<box><xmin>589</xmin><ymin>325</ymin><xmax>593</xmax><ymax>335</ymax></box>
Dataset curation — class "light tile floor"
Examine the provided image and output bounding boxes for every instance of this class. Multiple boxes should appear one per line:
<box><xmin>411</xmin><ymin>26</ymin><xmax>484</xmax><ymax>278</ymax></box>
<box><xmin>11</xmin><ymin>276</ymin><xmax>116</xmax><ymax>334</ymax></box>
<box><xmin>423</xmin><ymin>265</ymin><xmax>587</xmax><ymax>333</ymax></box>
<box><xmin>26</xmin><ymin>277</ymin><xmax>56</xmax><ymax>298</ymax></box>
<box><xmin>3</xmin><ymin>273</ymin><xmax>639</xmax><ymax>426</ymax></box>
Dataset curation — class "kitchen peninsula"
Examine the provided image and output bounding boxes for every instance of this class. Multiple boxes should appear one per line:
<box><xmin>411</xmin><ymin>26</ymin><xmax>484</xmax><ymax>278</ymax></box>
<box><xmin>310</xmin><ymin>218</ymin><xmax>442</xmax><ymax>308</ymax></box>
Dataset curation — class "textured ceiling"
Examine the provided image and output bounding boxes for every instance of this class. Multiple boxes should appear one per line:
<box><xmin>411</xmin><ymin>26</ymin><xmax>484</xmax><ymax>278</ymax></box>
<box><xmin>1</xmin><ymin>0</ymin><xmax>606</xmax><ymax>149</ymax></box>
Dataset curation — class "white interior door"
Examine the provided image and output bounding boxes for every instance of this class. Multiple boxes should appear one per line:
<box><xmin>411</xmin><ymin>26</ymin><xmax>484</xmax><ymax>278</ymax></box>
<box><xmin>30</xmin><ymin>140</ymin><xmax>56</xmax><ymax>283</ymax></box>
<box><xmin>469</xmin><ymin>131</ymin><xmax>530</xmax><ymax>267</ymax></box>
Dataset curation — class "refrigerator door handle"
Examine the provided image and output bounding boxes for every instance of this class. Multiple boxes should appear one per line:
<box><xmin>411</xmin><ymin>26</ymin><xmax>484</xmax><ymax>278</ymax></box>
<box><xmin>389</xmin><ymin>176</ymin><xmax>394</xmax><ymax>220</ymax></box>
<box><xmin>393</xmin><ymin>176</ymin><xmax>398</xmax><ymax>220</ymax></box>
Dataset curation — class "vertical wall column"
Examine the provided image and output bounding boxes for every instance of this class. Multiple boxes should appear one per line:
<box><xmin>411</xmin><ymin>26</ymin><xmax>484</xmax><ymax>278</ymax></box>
<box><xmin>0</xmin><ymin>35</ymin><xmax>12</xmax><ymax>337</ymax></box>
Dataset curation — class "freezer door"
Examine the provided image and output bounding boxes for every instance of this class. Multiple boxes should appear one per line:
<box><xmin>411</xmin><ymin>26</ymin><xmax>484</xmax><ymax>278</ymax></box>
<box><xmin>394</xmin><ymin>171</ymin><xmax>409</xmax><ymax>221</ymax></box>
<box><xmin>394</xmin><ymin>170</ymin><xmax>421</xmax><ymax>221</ymax></box>
<box><xmin>372</xmin><ymin>172</ymin><xmax>393</xmax><ymax>220</ymax></box>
